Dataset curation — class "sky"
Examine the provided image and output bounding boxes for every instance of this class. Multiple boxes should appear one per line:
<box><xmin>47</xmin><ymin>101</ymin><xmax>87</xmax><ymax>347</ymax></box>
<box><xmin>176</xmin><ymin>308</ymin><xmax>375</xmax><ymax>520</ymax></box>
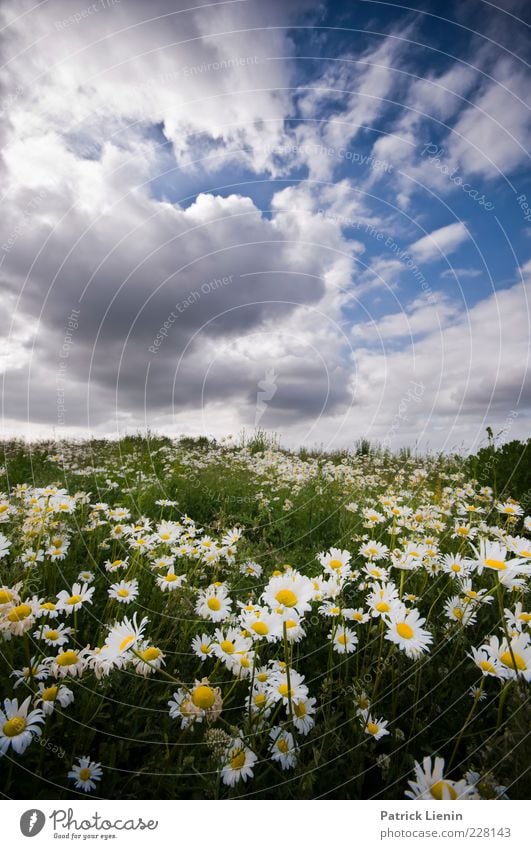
<box><xmin>0</xmin><ymin>0</ymin><xmax>530</xmax><ymax>452</ymax></box>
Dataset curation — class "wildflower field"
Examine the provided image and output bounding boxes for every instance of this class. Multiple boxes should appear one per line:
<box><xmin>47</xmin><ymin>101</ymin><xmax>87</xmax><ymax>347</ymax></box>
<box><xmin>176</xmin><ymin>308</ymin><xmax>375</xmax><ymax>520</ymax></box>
<box><xmin>0</xmin><ymin>435</ymin><xmax>530</xmax><ymax>800</ymax></box>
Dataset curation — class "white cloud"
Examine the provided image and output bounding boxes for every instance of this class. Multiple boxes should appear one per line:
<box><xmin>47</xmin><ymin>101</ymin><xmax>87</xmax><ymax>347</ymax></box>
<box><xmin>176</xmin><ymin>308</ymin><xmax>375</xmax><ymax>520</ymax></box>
<box><xmin>409</xmin><ymin>222</ymin><xmax>470</xmax><ymax>263</ymax></box>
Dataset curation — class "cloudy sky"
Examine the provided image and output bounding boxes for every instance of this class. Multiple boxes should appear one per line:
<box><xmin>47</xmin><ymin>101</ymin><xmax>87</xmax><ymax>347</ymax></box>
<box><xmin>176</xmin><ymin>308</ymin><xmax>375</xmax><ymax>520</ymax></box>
<box><xmin>1</xmin><ymin>0</ymin><xmax>530</xmax><ymax>451</ymax></box>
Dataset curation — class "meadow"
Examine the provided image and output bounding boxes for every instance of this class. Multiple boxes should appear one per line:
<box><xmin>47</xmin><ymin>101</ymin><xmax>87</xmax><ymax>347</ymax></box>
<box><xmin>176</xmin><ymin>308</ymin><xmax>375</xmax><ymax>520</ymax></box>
<box><xmin>0</xmin><ymin>433</ymin><xmax>530</xmax><ymax>800</ymax></box>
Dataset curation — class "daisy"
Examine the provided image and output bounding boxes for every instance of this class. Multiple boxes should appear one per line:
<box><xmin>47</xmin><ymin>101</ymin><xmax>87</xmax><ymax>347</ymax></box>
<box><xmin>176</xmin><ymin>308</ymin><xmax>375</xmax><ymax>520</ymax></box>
<box><xmin>212</xmin><ymin>627</ymin><xmax>252</xmax><ymax>664</ymax></box>
<box><xmin>384</xmin><ymin>605</ymin><xmax>432</xmax><ymax>658</ymax></box>
<box><xmin>131</xmin><ymin>642</ymin><xmax>165</xmax><ymax>676</ymax></box>
<box><xmin>56</xmin><ymin>583</ymin><xmax>95</xmax><ymax>614</ymax></box>
<box><xmin>50</xmin><ymin>647</ymin><xmax>89</xmax><ymax>679</ymax></box>
<box><xmin>504</xmin><ymin>602</ymin><xmax>531</xmax><ymax>631</ymax></box>
<box><xmin>0</xmin><ymin>533</ymin><xmax>11</xmax><ymax>559</ymax></box>
<box><xmin>343</xmin><ymin>607</ymin><xmax>370</xmax><ymax>624</ymax></box>
<box><xmin>240</xmin><ymin>607</ymin><xmax>283</xmax><ymax>642</ymax></box>
<box><xmin>108</xmin><ymin>579</ymin><xmax>139</xmax><ymax>604</ymax></box>
<box><xmin>405</xmin><ymin>756</ymin><xmax>479</xmax><ymax>800</ymax></box>
<box><xmin>358</xmin><ymin>709</ymin><xmax>390</xmax><ymax>741</ymax></box>
<box><xmin>262</xmin><ymin>570</ymin><xmax>314</xmax><ymax>615</ymax></box>
<box><xmin>36</xmin><ymin>600</ymin><xmax>59</xmax><ymax>619</ymax></box>
<box><xmin>68</xmin><ymin>756</ymin><xmax>103</xmax><ymax>793</ymax></box>
<box><xmin>191</xmin><ymin>633</ymin><xmax>214</xmax><ymax>661</ymax></box>
<box><xmin>359</xmin><ymin>540</ymin><xmax>389</xmax><ymax>561</ymax></box>
<box><xmin>35</xmin><ymin>683</ymin><xmax>74</xmax><ymax>715</ymax></box>
<box><xmin>1</xmin><ymin>598</ymin><xmax>39</xmax><ymax>635</ymax></box>
<box><xmin>168</xmin><ymin>680</ymin><xmax>222</xmax><ymax>728</ymax></box>
<box><xmin>366</xmin><ymin>582</ymin><xmax>400</xmax><ymax>618</ymax></box>
<box><xmin>77</xmin><ymin>570</ymin><xmax>94</xmax><ymax>583</ymax></box>
<box><xmin>269</xmin><ymin>727</ymin><xmax>298</xmax><ymax>770</ymax></box>
<box><xmin>99</xmin><ymin>613</ymin><xmax>148</xmax><ymax>664</ymax></box>
<box><xmin>195</xmin><ymin>585</ymin><xmax>232</xmax><ymax>622</ymax></box>
<box><xmin>468</xmin><ymin>645</ymin><xmax>503</xmax><ymax>678</ymax></box>
<box><xmin>440</xmin><ymin>553</ymin><xmax>473</xmax><ymax>578</ymax></box>
<box><xmin>506</xmin><ymin>536</ymin><xmax>531</xmax><ymax>558</ymax></box>
<box><xmin>332</xmin><ymin>626</ymin><xmax>358</xmax><ymax>654</ymax></box>
<box><xmin>485</xmin><ymin>633</ymin><xmax>531</xmax><ymax>681</ymax></box>
<box><xmin>0</xmin><ymin>696</ymin><xmax>45</xmax><ymax>756</ymax></box>
<box><xmin>318</xmin><ymin>548</ymin><xmax>352</xmax><ymax>579</ymax></box>
<box><xmin>291</xmin><ymin>696</ymin><xmax>317</xmax><ymax>735</ymax></box>
<box><xmin>220</xmin><ymin>735</ymin><xmax>257</xmax><ymax>786</ymax></box>
<box><xmin>473</xmin><ymin>539</ymin><xmax>526</xmax><ymax>576</ymax></box>
<box><xmin>497</xmin><ymin>501</ymin><xmax>524</xmax><ymax>518</ymax></box>
<box><xmin>11</xmin><ymin>657</ymin><xmax>50</xmax><ymax>688</ymax></box>
<box><xmin>267</xmin><ymin>668</ymin><xmax>308</xmax><ymax>706</ymax></box>
<box><xmin>282</xmin><ymin>615</ymin><xmax>306</xmax><ymax>644</ymax></box>
<box><xmin>444</xmin><ymin>596</ymin><xmax>477</xmax><ymax>627</ymax></box>
<box><xmin>156</xmin><ymin>572</ymin><xmax>186</xmax><ymax>592</ymax></box>
<box><xmin>104</xmin><ymin>557</ymin><xmax>128</xmax><ymax>572</ymax></box>
<box><xmin>33</xmin><ymin>622</ymin><xmax>71</xmax><ymax>647</ymax></box>
<box><xmin>239</xmin><ymin>560</ymin><xmax>263</xmax><ymax>578</ymax></box>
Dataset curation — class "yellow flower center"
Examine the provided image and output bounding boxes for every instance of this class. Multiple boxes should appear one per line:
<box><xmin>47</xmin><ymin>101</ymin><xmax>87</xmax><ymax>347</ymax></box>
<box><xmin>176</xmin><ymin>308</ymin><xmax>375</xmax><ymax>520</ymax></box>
<box><xmin>7</xmin><ymin>603</ymin><xmax>32</xmax><ymax>622</ymax></box>
<box><xmin>165</xmin><ymin>574</ymin><xmax>177</xmax><ymax>582</ymax></box>
<box><xmin>78</xmin><ymin>768</ymin><xmax>92</xmax><ymax>781</ymax></box>
<box><xmin>430</xmin><ymin>780</ymin><xmax>457</xmax><ymax>800</ymax></box>
<box><xmin>0</xmin><ymin>590</ymin><xmax>13</xmax><ymax>604</ymax></box>
<box><xmin>484</xmin><ymin>558</ymin><xmax>506</xmax><ymax>571</ymax></box>
<box><xmin>450</xmin><ymin>563</ymin><xmax>461</xmax><ymax>572</ymax></box>
<box><xmin>518</xmin><ymin>612</ymin><xmax>531</xmax><ymax>622</ymax></box>
<box><xmin>220</xmin><ymin>640</ymin><xmax>235</xmax><ymax>654</ymax></box>
<box><xmin>139</xmin><ymin>647</ymin><xmax>159</xmax><ymax>662</ymax></box>
<box><xmin>3</xmin><ymin>716</ymin><xmax>27</xmax><ymax>737</ymax></box>
<box><xmin>254</xmin><ymin>693</ymin><xmax>267</xmax><ymax>707</ymax></box>
<box><xmin>251</xmin><ymin>621</ymin><xmax>269</xmax><ymax>635</ymax></box>
<box><xmin>294</xmin><ymin>702</ymin><xmax>306</xmax><ymax>717</ymax></box>
<box><xmin>337</xmin><ymin>634</ymin><xmax>348</xmax><ymax>645</ymax></box>
<box><xmin>285</xmin><ymin>619</ymin><xmax>298</xmax><ymax>629</ymax></box>
<box><xmin>375</xmin><ymin>602</ymin><xmax>390</xmax><ymax>613</ymax></box>
<box><xmin>278</xmin><ymin>682</ymin><xmax>290</xmax><ymax>697</ymax></box>
<box><xmin>396</xmin><ymin>622</ymin><xmax>414</xmax><ymax>639</ymax></box>
<box><xmin>117</xmin><ymin>589</ymin><xmax>129</xmax><ymax>598</ymax></box>
<box><xmin>367</xmin><ymin>722</ymin><xmax>379</xmax><ymax>735</ymax></box>
<box><xmin>329</xmin><ymin>559</ymin><xmax>343</xmax><ymax>570</ymax></box>
<box><xmin>45</xmin><ymin>630</ymin><xmax>59</xmax><ymax>640</ymax></box>
<box><xmin>500</xmin><ymin>651</ymin><xmax>526</xmax><ymax>671</ymax></box>
<box><xmin>56</xmin><ymin>650</ymin><xmax>78</xmax><ymax>667</ymax></box>
<box><xmin>67</xmin><ymin>594</ymin><xmax>82</xmax><ymax>605</ymax></box>
<box><xmin>275</xmin><ymin>589</ymin><xmax>298</xmax><ymax>607</ymax></box>
<box><xmin>42</xmin><ymin>686</ymin><xmax>59</xmax><ymax>701</ymax></box>
<box><xmin>40</xmin><ymin>602</ymin><xmax>56</xmax><ymax>611</ymax></box>
<box><xmin>277</xmin><ymin>739</ymin><xmax>289</xmax><ymax>753</ymax></box>
<box><xmin>257</xmin><ymin>672</ymin><xmax>268</xmax><ymax>683</ymax></box>
<box><xmin>207</xmin><ymin>597</ymin><xmax>221</xmax><ymax>611</ymax></box>
<box><xmin>230</xmin><ymin>749</ymin><xmax>246</xmax><ymax>770</ymax></box>
<box><xmin>479</xmin><ymin>660</ymin><xmax>496</xmax><ymax>673</ymax></box>
<box><xmin>453</xmin><ymin>608</ymin><xmax>463</xmax><ymax>620</ymax></box>
<box><xmin>119</xmin><ymin>635</ymin><xmax>135</xmax><ymax>651</ymax></box>
<box><xmin>192</xmin><ymin>685</ymin><xmax>216</xmax><ymax>709</ymax></box>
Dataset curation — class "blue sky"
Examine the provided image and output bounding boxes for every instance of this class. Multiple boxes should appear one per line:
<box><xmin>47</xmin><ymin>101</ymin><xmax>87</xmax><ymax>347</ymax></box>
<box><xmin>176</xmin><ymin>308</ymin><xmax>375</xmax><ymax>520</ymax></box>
<box><xmin>1</xmin><ymin>0</ymin><xmax>530</xmax><ymax>450</ymax></box>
